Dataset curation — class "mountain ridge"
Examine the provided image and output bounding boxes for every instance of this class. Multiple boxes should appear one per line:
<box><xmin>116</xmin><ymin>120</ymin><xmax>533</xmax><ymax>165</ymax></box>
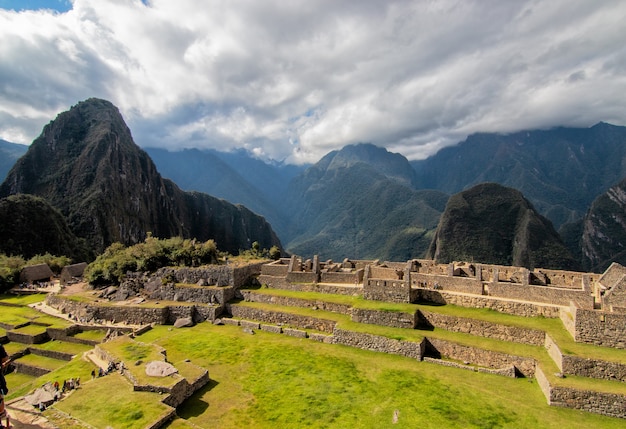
<box><xmin>0</xmin><ymin>98</ymin><xmax>282</xmax><ymax>256</ymax></box>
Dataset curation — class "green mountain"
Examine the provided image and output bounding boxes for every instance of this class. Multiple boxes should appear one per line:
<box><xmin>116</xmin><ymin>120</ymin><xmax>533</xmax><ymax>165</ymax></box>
<box><xmin>413</xmin><ymin>123</ymin><xmax>626</xmax><ymax>229</ymax></box>
<box><xmin>0</xmin><ymin>139</ymin><xmax>28</xmax><ymax>182</ymax></box>
<box><xmin>0</xmin><ymin>98</ymin><xmax>282</xmax><ymax>255</ymax></box>
<box><xmin>581</xmin><ymin>178</ymin><xmax>626</xmax><ymax>272</ymax></box>
<box><xmin>0</xmin><ymin>194</ymin><xmax>91</xmax><ymax>260</ymax></box>
<box><xmin>284</xmin><ymin>144</ymin><xmax>447</xmax><ymax>261</ymax></box>
<box><xmin>427</xmin><ymin>183</ymin><xmax>579</xmax><ymax>270</ymax></box>
<box><xmin>145</xmin><ymin>147</ymin><xmax>297</xmax><ymax>239</ymax></box>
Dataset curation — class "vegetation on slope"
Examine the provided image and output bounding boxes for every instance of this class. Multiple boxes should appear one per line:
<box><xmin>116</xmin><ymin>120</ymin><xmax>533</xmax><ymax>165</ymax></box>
<box><xmin>428</xmin><ymin>183</ymin><xmax>579</xmax><ymax>270</ymax></box>
<box><xmin>0</xmin><ymin>194</ymin><xmax>91</xmax><ymax>261</ymax></box>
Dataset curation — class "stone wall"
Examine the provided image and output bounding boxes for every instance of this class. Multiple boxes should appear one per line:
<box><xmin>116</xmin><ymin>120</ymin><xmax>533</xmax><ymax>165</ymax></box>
<box><xmin>537</xmin><ymin>365</ymin><xmax>626</xmax><ymax>419</ymax></box>
<box><xmin>12</xmin><ymin>361</ymin><xmax>50</xmax><ymax>377</ymax></box>
<box><xmin>418</xmin><ymin>310</ymin><xmax>546</xmax><ymax>346</ymax></box>
<box><xmin>258</xmin><ymin>276</ymin><xmax>361</xmax><ymax>296</ymax></box>
<box><xmin>28</xmin><ymin>347</ymin><xmax>74</xmax><ymax>361</ymax></box>
<box><xmin>424</xmin><ymin>338</ymin><xmax>536</xmax><ymax>377</ymax></box>
<box><xmin>488</xmin><ymin>282</ymin><xmax>593</xmax><ymax>308</ymax></box>
<box><xmin>240</xmin><ymin>291</ymin><xmax>352</xmax><ymax>314</ymax></box>
<box><xmin>351</xmin><ymin>308</ymin><xmax>417</xmax><ymax>329</ymax></box>
<box><xmin>229</xmin><ymin>305</ymin><xmax>336</xmax><ymax>333</ymax></box>
<box><xmin>46</xmin><ymin>295</ymin><xmax>220</xmax><ymax>326</ymax></box>
<box><xmin>7</xmin><ymin>330</ymin><xmax>49</xmax><ymax>344</ymax></box>
<box><xmin>331</xmin><ymin>328</ymin><xmax>424</xmax><ymax>360</ymax></box>
<box><xmin>573</xmin><ymin>306</ymin><xmax>626</xmax><ymax>349</ymax></box>
<box><xmin>286</xmin><ymin>271</ymin><xmax>318</xmax><ymax>284</ymax></box>
<box><xmin>363</xmin><ymin>279</ymin><xmax>415</xmax><ymax>303</ymax></box>
<box><xmin>423</xmin><ymin>357</ymin><xmax>517</xmax><ymax>378</ymax></box>
<box><xmin>319</xmin><ymin>271</ymin><xmax>361</xmax><ymax>285</ymax></box>
<box><xmin>416</xmin><ymin>289</ymin><xmax>561</xmax><ymax>318</ymax></box>
<box><xmin>546</xmin><ymin>334</ymin><xmax>626</xmax><ymax>382</ymax></box>
<box><xmin>260</xmin><ymin>261</ymin><xmax>290</xmax><ymax>277</ymax></box>
<box><xmin>148</xmin><ymin>283</ymin><xmax>234</xmax><ymax>305</ymax></box>
<box><xmin>410</xmin><ymin>273</ymin><xmax>483</xmax><ymax>295</ymax></box>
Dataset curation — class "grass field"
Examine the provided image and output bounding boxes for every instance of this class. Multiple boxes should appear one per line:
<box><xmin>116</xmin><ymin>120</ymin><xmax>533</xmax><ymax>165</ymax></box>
<box><xmin>2</xmin><ymin>292</ymin><xmax>626</xmax><ymax>428</ymax></box>
<box><xmin>138</xmin><ymin>323</ymin><xmax>623</xmax><ymax>429</ymax></box>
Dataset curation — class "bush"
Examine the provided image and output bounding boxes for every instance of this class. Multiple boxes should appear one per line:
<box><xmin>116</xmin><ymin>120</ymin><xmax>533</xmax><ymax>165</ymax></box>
<box><xmin>85</xmin><ymin>237</ymin><xmax>220</xmax><ymax>286</ymax></box>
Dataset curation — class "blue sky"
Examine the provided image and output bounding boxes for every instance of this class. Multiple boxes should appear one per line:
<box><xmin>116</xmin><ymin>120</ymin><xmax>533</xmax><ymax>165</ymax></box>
<box><xmin>0</xmin><ymin>0</ymin><xmax>72</xmax><ymax>12</ymax></box>
<box><xmin>1</xmin><ymin>1</ymin><xmax>625</xmax><ymax>164</ymax></box>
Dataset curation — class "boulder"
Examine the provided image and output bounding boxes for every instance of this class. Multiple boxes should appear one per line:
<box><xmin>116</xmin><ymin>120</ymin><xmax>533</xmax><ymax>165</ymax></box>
<box><xmin>174</xmin><ymin>317</ymin><xmax>194</xmax><ymax>328</ymax></box>
<box><xmin>145</xmin><ymin>361</ymin><xmax>178</xmax><ymax>377</ymax></box>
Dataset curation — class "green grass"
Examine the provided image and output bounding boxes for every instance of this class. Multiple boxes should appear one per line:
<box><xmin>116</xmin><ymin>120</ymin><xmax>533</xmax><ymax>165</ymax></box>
<box><xmin>30</xmin><ymin>339</ymin><xmax>93</xmax><ymax>356</ymax></box>
<box><xmin>53</xmin><ymin>372</ymin><xmax>174</xmax><ymax>429</ymax></box>
<box><xmin>6</xmin><ymin>356</ymin><xmax>97</xmax><ymax>400</ymax></box>
<box><xmin>18</xmin><ymin>352</ymin><xmax>67</xmax><ymax>371</ymax></box>
<box><xmin>72</xmin><ymin>329</ymin><xmax>107</xmax><ymax>342</ymax></box>
<box><xmin>144</xmin><ymin>323</ymin><xmax>624</xmax><ymax>429</ymax></box>
<box><xmin>247</xmin><ymin>287</ymin><xmax>626</xmax><ymax>364</ymax></box>
<box><xmin>99</xmin><ymin>336</ymin><xmax>181</xmax><ymax>388</ymax></box>
<box><xmin>0</xmin><ymin>293</ymin><xmax>47</xmax><ymax>305</ymax></box>
<box><xmin>11</xmin><ymin>323</ymin><xmax>48</xmax><ymax>335</ymax></box>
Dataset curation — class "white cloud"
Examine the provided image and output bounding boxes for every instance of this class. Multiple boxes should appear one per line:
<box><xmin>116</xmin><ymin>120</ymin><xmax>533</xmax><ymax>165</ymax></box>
<box><xmin>0</xmin><ymin>0</ymin><xmax>625</xmax><ymax>164</ymax></box>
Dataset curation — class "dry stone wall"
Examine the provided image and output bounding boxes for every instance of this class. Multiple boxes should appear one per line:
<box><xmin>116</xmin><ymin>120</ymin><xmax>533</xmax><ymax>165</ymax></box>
<box><xmin>424</xmin><ymin>338</ymin><xmax>536</xmax><ymax>377</ymax></box>
<box><xmin>573</xmin><ymin>307</ymin><xmax>626</xmax><ymax>349</ymax></box>
<box><xmin>416</xmin><ymin>289</ymin><xmax>561</xmax><ymax>318</ymax></box>
<box><xmin>488</xmin><ymin>282</ymin><xmax>593</xmax><ymax>308</ymax></box>
<box><xmin>351</xmin><ymin>308</ymin><xmax>417</xmax><ymax>329</ymax></box>
<box><xmin>229</xmin><ymin>305</ymin><xmax>336</xmax><ymax>333</ymax></box>
<box><xmin>331</xmin><ymin>328</ymin><xmax>424</xmax><ymax>360</ymax></box>
<box><xmin>240</xmin><ymin>290</ymin><xmax>352</xmax><ymax>314</ymax></box>
<box><xmin>545</xmin><ymin>334</ymin><xmax>626</xmax><ymax>382</ymax></box>
<box><xmin>537</xmin><ymin>366</ymin><xmax>626</xmax><ymax>419</ymax></box>
<box><xmin>418</xmin><ymin>310</ymin><xmax>545</xmax><ymax>346</ymax></box>
<box><xmin>258</xmin><ymin>275</ymin><xmax>360</xmax><ymax>295</ymax></box>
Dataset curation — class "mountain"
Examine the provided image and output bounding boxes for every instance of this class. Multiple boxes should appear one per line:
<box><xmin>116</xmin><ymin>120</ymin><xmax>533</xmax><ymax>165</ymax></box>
<box><xmin>0</xmin><ymin>139</ymin><xmax>28</xmax><ymax>182</ymax></box>
<box><xmin>581</xmin><ymin>178</ymin><xmax>626</xmax><ymax>272</ymax></box>
<box><xmin>413</xmin><ymin>123</ymin><xmax>626</xmax><ymax>229</ymax></box>
<box><xmin>0</xmin><ymin>194</ymin><xmax>91</xmax><ymax>260</ymax></box>
<box><xmin>283</xmin><ymin>144</ymin><xmax>447</xmax><ymax>260</ymax></box>
<box><xmin>427</xmin><ymin>183</ymin><xmax>579</xmax><ymax>270</ymax></box>
<box><xmin>145</xmin><ymin>147</ymin><xmax>299</xmax><ymax>238</ymax></box>
<box><xmin>0</xmin><ymin>98</ymin><xmax>282</xmax><ymax>255</ymax></box>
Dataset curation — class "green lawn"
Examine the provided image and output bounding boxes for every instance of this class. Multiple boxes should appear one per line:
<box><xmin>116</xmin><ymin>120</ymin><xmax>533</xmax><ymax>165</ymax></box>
<box><xmin>72</xmin><ymin>329</ymin><xmax>107</xmax><ymax>342</ymax></box>
<box><xmin>142</xmin><ymin>323</ymin><xmax>624</xmax><ymax>429</ymax></box>
<box><xmin>0</xmin><ymin>293</ymin><xmax>47</xmax><ymax>305</ymax></box>
<box><xmin>30</xmin><ymin>339</ymin><xmax>93</xmax><ymax>356</ymax></box>
<box><xmin>53</xmin><ymin>372</ymin><xmax>174</xmax><ymax>429</ymax></box>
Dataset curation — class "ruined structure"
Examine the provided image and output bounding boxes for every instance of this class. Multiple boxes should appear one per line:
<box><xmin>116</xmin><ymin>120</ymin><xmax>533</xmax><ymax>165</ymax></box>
<box><xmin>260</xmin><ymin>255</ymin><xmax>626</xmax><ymax>349</ymax></box>
<box><xmin>41</xmin><ymin>256</ymin><xmax>626</xmax><ymax>420</ymax></box>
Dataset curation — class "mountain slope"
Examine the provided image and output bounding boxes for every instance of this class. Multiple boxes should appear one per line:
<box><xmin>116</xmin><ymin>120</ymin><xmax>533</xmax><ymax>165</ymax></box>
<box><xmin>0</xmin><ymin>98</ymin><xmax>282</xmax><ymax>255</ymax></box>
<box><xmin>581</xmin><ymin>178</ymin><xmax>626</xmax><ymax>272</ymax></box>
<box><xmin>284</xmin><ymin>144</ymin><xmax>447</xmax><ymax>260</ymax></box>
<box><xmin>427</xmin><ymin>183</ymin><xmax>579</xmax><ymax>270</ymax></box>
<box><xmin>0</xmin><ymin>194</ymin><xmax>91</xmax><ymax>260</ymax></box>
<box><xmin>0</xmin><ymin>139</ymin><xmax>28</xmax><ymax>182</ymax></box>
<box><xmin>413</xmin><ymin>123</ymin><xmax>626</xmax><ymax>229</ymax></box>
<box><xmin>146</xmin><ymin>147</ymin><xmax>291</xmax><ymax>238</ymax></box>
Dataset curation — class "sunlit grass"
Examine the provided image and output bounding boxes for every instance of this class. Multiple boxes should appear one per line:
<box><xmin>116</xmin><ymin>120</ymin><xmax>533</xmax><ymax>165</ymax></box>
<box><xmin>54</xmin><ymin>372</ymin><xmax>173</xmax><ymax>429</ymax></box>
<box><xmin>149</xmin><ymin>323</ymin><xmax>624</xmax><ymax>429</ymax></box>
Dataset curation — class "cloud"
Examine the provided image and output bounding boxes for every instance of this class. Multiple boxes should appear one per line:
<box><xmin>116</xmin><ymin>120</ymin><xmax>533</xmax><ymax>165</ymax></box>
<box><xmin>0</xmin><ymin>0</ymin><xmax>625</xmax><ymax>163</ymax></box>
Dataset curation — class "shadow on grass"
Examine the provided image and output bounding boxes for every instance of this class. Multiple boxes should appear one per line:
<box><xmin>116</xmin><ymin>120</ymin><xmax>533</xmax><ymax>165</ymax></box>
<box><xmin>177</xmin><ymin>379</ymin><xmax>219</xmax><ymax>418</ymax></box>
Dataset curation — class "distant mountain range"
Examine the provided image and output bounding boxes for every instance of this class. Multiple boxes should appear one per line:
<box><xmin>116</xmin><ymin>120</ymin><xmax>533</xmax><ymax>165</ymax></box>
<box><xmin>412</xmin><ymin>122</ymin><xmax>626</xmax><ymax>230</ymax></box>
<box><xmin>0</xmin><ymin>139</ymin><xmax>27</xmax><ymax>182</ymax></box>
<box><xmin>0</xmin><ymin>98</ymin><xmax>282</xmax><ymax>256</ymax></box>
<box><xmin>2</xmin><ymin>98</ymin><xmax>626</xmax><ymax>272</ymax></box>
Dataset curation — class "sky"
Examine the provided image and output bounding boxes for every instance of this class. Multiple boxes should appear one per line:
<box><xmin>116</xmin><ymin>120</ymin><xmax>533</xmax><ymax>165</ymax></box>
<box><xmin>0</xmin><ymin>1</ymin><xmax>625</xmax><ymax>164</ymax></box>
